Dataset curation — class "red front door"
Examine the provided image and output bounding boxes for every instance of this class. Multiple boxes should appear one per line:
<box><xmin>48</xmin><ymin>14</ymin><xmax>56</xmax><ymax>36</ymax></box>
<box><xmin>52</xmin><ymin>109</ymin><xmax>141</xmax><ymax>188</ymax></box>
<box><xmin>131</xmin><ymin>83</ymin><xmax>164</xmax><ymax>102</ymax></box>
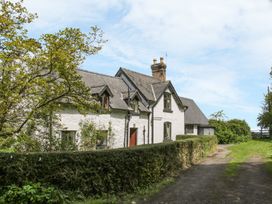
<box><xmin>129</xmin><ymin>128</ymin><xmax>137</xmax><ymax>147</ymax></box>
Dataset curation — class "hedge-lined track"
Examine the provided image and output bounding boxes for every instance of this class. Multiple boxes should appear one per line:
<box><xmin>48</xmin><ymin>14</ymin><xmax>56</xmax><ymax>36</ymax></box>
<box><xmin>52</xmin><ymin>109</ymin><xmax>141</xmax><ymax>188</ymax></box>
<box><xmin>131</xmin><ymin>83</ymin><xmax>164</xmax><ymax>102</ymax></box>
<box><xmin>0</xmin><ymin>136</ymin><xmax>217</xmax><ymax>196</ymax></box>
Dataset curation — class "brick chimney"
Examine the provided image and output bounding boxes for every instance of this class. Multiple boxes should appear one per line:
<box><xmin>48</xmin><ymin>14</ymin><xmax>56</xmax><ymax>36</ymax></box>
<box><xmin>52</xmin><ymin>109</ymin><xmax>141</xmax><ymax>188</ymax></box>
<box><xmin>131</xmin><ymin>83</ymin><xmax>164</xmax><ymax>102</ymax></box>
<box><xmin>151</xmin><ymin>57</ymin><xmax>167</xmax><ymax>81</ymax></box>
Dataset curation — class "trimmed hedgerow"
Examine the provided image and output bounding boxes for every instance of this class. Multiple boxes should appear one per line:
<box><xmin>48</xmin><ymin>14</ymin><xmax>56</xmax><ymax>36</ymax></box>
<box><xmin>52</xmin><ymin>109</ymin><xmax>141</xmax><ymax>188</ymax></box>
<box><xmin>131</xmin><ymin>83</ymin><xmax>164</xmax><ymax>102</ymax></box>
<box><xmin>176</xmin><ymin>135</ymin><xmax>199</xmax><ymax>140</ymax></box>
<box><xmin>0</xmin><ymin>136</ymin><xmax>217</xmax><ymax>196</ymax></box>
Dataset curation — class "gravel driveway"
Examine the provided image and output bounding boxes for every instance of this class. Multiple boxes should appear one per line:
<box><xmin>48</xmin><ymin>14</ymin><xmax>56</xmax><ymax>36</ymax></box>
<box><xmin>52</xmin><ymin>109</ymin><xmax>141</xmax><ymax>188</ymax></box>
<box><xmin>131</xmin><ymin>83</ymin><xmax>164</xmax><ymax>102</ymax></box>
<box><xmin>142</xmin><ymin>145</ymin><xmax>272</xmax><ymax>204</ymax></box>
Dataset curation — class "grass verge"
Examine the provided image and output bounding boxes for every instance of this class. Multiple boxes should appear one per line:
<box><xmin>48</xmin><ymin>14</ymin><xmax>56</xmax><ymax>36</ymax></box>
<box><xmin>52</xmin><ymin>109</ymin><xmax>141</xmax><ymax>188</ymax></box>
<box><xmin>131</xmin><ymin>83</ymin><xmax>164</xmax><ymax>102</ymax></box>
<box><xmin>226</xmin><ymin>139</ymin><xmax>272</xmax><ymax>176</ymax></box>
<box><xmin>73</xmin><ymin>177</ymin><xmax>174</xmax><ymax>204</ymax></box>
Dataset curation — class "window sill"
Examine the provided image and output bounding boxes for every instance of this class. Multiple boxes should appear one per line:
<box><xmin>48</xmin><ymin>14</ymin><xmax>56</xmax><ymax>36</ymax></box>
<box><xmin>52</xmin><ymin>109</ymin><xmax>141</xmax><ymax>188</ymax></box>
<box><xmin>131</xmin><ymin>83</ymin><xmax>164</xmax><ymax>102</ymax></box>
<box><xmin>163</xmin><ymin>109</ymin><xmax>173</xmax><ymax>113</ymax></box>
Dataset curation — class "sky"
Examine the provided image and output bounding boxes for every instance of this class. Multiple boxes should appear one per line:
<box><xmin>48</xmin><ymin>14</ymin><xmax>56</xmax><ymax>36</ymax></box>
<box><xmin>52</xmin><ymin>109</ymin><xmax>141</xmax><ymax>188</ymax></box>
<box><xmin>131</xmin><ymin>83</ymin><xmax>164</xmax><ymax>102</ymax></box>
<box><xmin>21</xmin><ymin>0</ymin><xmax>272</xmax><ymax>130</ymax></box>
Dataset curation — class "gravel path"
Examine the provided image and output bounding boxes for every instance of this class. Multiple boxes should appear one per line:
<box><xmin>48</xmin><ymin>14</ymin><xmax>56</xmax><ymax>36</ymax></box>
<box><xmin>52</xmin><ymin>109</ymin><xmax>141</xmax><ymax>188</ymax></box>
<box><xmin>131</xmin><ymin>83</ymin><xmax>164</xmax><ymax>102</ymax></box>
<box><xmin>142</xmin><ymin>145</ymin><xmax>272</xmax><ymax>204</ymax></box>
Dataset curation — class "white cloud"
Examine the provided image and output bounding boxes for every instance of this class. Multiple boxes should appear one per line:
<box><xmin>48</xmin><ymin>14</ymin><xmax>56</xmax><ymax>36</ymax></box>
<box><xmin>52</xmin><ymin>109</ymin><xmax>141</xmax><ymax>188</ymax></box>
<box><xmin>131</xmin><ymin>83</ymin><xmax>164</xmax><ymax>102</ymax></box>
<box><xmin>19</xmin><ymin>0</ymin><xmax>272</xmax><ymax>128</ymax></box>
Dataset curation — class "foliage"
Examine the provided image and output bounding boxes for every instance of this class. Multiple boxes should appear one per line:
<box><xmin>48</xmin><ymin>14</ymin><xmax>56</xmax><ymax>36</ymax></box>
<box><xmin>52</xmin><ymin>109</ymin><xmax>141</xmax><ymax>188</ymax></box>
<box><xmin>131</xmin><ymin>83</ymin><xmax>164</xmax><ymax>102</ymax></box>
<box><xmin>226</xmin><ymin>139</ymin><xmax>272</xmax><ymax>176</ymax></box>
<box><xmin>227</xmin><ymin>119</ymin><xmax>251</xmax><ymax>142</ymax></box>
<box><xmin>1</xmin><ymin>183</ymin><xmax>65</xmax><ymax>204</ymax></box>
<box><xmin>258</xmin><ymin>91</ymin><xmax>272</xmax><ymax>137</ymax></box>
<box><xmin>0</xmin><ymin>0</ymin><xmax>105</xmax><ymax>138</ymax></box>
<box><xmin>0</xmin><ymin>136</ymin><xmax>217</xmax><ymax>197</ymax></box>
<box><xmin>79</xmin><ymin>120</ymin><xmax>111</xmax><ymax>150</ymax></box>
<box><xmin>209</xmin><ymin>119</ymin><xmax>251</xmax><ymax>144</ymax></box>
<box><xmin>0</xmin><ymin>134</ymin><xmax>41</xmax><ymax>152</ymax></box>
<box><xmin>210</xmin><ymin>110</ymin><xmax>227</xmax><ymax>121</ymax></box>
<box><xmin>79</xmin><ymin>120</ymin><xmax>98</xmax><ymax>150</ymax></box>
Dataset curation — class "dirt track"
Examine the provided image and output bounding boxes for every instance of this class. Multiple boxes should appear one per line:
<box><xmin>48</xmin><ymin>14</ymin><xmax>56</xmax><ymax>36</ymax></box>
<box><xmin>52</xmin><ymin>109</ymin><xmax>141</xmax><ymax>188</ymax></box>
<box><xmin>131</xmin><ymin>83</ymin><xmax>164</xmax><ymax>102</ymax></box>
<box><xmin>142</xmin><ymin>145</ymin><xmax>272</xmax><ymax>204</ymax></box>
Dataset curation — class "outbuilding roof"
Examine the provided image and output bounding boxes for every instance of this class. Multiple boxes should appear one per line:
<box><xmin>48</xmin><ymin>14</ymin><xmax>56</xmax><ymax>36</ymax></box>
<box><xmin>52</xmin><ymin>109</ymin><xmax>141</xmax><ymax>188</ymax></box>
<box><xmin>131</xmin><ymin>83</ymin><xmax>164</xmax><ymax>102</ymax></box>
<box><xmin>179</xmin><ymin>96</ymin><xmax>209</xmax><ymax>125</ymax></box>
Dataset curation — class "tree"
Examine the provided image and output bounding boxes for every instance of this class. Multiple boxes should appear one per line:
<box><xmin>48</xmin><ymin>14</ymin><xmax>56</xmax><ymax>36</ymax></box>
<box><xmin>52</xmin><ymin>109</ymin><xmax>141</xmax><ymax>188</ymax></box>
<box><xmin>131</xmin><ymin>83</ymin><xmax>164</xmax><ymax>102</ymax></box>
<box><xmin>0</xmin><ymin>0</ymin><xmax>105</xmax><ymax>138</ymax></box>
<box><xmin>257</xmin><ymin>87</ymin><xmax>272</xmax><ymax>137</ymax></box>
<box><xmin>210</xmin><ymin>110</ymin><xmax>227</xmax><ymax>121</ymax></box>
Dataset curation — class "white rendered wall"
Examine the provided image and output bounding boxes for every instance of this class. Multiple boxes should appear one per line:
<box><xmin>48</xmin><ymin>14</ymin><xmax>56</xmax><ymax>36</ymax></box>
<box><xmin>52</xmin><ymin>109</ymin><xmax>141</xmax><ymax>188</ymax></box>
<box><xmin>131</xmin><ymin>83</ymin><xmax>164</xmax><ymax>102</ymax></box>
<box><xmin>57</xmin><ymin>109</ymin><xmax>126</xmax><ymax>148</ymax></box>
<box><xmin>153</xmin><ymin>89</ymin><xmax>185</xmax><ymax>143</ymax></box>
<box><xmin>57</xmin><ymin>109</ymin><xmax>149</xmax><ymax>149</ymax></box>
<box><xmin>129</xmin><ymin>113</ymin><xmax>149</xmax><ymax>145</ymax></box>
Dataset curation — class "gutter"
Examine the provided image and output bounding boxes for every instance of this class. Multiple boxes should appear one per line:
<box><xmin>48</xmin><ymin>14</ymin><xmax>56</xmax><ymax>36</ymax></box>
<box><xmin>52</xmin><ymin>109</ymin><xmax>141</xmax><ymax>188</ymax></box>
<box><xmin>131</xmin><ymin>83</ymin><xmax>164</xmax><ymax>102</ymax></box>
<box><xmin>147</xmin><ymin>108</ymin><xmax>150</xmax><ymax>144</ymax></box>
<box><xmin>151</xmin><ymin>105</ymin><xmax>154</xmax><ymax>144</ymax></box>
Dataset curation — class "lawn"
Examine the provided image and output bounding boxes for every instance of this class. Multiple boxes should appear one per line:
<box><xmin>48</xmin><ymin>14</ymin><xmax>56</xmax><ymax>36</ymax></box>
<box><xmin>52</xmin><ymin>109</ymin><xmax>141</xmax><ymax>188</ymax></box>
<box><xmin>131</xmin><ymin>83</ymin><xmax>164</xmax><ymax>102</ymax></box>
<box><xmin>226</xmin><ymin>139</ymin><xmax>272</xmax><ymax>176</ymax></box>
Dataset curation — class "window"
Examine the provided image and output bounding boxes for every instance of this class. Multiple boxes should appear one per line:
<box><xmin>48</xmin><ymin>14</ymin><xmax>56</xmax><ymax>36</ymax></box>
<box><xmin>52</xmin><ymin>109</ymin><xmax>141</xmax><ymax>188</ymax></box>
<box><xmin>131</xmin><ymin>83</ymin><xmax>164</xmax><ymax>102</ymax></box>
<box><xmin>101</xmin><ymin>93</ymin><xmax>110</xmax><ymax>110</ymax></box>
<box><xmin>164</xmin><ymin>122</ymin><xmax>172</xmax><ymax>141</ymax></box>
<box><xmin>131</xmin><ymin>99</ymin><xmax>139</xmax><ymax>114</ymax></box>
<box><xmin>185</xmin><ymin>125</ymin><xmax>194</xmax><ymax>134</ymax></box>
<box><xmin>143</xmin><ymin>126</ymin><xmax>146</xmax><ymax>145</ymax></box>
<box><xmin>61</xmin><ymin>130</ymin><xmax>76</xmax><ymax>150</ymax></box>
<box><xmin>96</xmin><ymin>130</ymin><xmax>108</xmax><ymax>149</ymax></box>
<box><xmin>163</xmin><ymin>92</ymin><xmax>172</xmax><ymax>112</ymax></box>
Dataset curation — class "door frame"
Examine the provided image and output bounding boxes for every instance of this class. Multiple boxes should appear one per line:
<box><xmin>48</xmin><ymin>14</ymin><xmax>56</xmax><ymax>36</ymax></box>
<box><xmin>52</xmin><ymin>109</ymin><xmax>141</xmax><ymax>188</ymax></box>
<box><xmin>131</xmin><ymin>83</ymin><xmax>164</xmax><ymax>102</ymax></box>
<box><xmin>129</xmin><ymin>128</ymin><xmax>138</xmax><ymax>147</ymax></box>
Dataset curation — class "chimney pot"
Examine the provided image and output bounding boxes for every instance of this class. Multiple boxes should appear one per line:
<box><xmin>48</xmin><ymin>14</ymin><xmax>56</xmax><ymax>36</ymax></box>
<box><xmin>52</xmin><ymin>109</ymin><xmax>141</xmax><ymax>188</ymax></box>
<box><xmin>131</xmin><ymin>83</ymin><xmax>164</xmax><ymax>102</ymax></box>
<box><xmin>160</xmin><ymin>57</ymin><xmax>164</xmax><ymax>63</ymax></box>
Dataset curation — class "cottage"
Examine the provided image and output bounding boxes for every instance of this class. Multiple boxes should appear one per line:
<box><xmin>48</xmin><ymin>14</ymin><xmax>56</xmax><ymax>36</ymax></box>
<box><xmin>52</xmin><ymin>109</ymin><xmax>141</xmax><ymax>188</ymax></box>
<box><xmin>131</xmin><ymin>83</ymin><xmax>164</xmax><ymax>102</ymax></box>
<box><xmin>58</xmin><ymin>57</ymin><xmax>210</xmax><ymax>149</ymax></box>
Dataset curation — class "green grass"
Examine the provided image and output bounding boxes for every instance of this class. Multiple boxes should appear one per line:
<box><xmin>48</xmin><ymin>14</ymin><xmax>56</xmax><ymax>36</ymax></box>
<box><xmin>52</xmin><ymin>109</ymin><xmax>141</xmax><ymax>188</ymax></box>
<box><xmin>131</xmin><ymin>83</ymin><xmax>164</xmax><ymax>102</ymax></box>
<box><xmin>226</xmin><ymin>139</ymin><xmax>272</xmax><ymax>176</ymax></box>
<box><xmin>73</xmin><ymin>177</ymin><xmax>174</xmax><ymax>204</ymax></box>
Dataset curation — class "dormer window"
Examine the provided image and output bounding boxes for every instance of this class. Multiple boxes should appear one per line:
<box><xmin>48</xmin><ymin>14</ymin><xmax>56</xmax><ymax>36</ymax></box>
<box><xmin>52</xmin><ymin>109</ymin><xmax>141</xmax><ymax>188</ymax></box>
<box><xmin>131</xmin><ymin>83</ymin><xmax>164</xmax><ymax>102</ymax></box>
<box><xmin>164</xmin><ymin>92</ymin><xmax>172</xmax><ymax>112</ymax></box>
<box><xmin>131</xmin><ymin>99</ymin><xmax>139</xmax><ymax>114</ymax></box>
<box><xmin>101</xmin><ymin>93</ymin><xmax>110</xmax><ymax>110</ymax></box>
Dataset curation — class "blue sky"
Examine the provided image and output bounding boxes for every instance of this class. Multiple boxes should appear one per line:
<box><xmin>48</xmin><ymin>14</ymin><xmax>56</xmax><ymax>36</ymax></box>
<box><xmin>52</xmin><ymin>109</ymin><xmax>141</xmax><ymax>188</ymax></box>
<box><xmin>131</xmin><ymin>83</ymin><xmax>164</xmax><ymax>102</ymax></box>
<box><xmin>23</xmin><ymin>0</ymin><xmax>272</xmax><ymax>129</ymax></box>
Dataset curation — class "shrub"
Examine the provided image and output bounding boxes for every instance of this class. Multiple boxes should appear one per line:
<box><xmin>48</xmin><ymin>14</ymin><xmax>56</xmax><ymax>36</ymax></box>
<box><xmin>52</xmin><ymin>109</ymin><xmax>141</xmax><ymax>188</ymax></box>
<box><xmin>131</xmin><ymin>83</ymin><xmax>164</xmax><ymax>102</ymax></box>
<box><xmin>0</xmin><ymin>136</ymin><xmax>217</xmax><ymax>197</ymax></box>
<box><xmin>227</xmin><ymin>119</ymin><xmax>251</xmax><ymax>142</ymax></box>
<box><xmin>1</xmin><ymin>183</ymin><xmax>65</xmax><ymax>204</ymax></box>
<box><xmin>209</xmin><ymin>119</ymin><xmax>251</xmax><ymax>144</ymax></box>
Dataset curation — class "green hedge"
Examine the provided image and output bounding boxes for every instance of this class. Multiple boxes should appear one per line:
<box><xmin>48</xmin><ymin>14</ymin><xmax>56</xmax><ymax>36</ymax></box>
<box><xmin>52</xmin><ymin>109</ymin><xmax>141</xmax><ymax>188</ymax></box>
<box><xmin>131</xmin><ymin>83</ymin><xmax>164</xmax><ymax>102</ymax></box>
<box><xmin>176</xmin><ymin>135</ymin><xmax>200</xmax><ymax>140</ymax></box>
<box><xmin>0</xmin><ymin>135</ymin><xmax>217</xmax><ymax>196</ymax></box>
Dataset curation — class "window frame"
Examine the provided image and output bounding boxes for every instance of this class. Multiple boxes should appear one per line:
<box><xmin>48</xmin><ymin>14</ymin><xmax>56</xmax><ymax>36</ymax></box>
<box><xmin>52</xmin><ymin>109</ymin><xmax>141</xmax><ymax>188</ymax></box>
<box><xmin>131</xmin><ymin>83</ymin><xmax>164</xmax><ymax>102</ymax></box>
<box><xmin>185</xmin><ymin>125</ymin><xmax>194</xmax><ymax>134</ymax></box>
<box><xmin>131</xmin><ymin>98</ymin><xmax>140</xmax><ymax>114</ymax></box>
<box><xmin>96</xmin><ymin>130</ymin><xmax>108</xmax><ymax>149</ymax></box>
<box><xmin>163</xmin><ymin>92</ymin><xmax>172</xmax><ymax>112</ymax></box>
<box><xmin>61</xmin><ymin>130</ymin><xmax>76</xmax><ymax>150</ymax></box>
<box><xmin>163</xmin><ymin>122</ymin><xmax>172</xmax><ymax>141</ymax></box>
<box><xmin>101</xmin><ymin>93</ymin><xmax>110</xmax><ymax>110</ymax></box>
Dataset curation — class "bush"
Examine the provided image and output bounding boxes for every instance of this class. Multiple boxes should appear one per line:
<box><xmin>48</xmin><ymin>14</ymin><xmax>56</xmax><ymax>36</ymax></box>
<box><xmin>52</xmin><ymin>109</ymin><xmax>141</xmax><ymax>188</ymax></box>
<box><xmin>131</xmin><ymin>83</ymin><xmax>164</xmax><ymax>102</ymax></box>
<box><xmin>1</xmin><ymin>183</ymin><xmax>65</xmax><ymax>204</ymax></box>
<box><xmin>209</xmin><ymin>119</ymin><xmax>251</xmax><ymax>144</ymax></box>
<box><xmin>0</xmin><ymin>136</ymin><xmax>217</xmax><ymax>197</ymax></box>
<box><xmin>227</xmin><ymin>119</ymin><xmax>251</xmax><ymax>142</ymax></box>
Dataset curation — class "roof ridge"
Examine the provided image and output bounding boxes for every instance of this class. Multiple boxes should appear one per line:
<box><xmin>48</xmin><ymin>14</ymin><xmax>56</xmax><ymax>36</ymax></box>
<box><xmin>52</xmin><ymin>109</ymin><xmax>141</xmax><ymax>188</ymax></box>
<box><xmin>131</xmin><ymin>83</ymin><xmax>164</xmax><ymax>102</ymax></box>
<box><xmin>78</xmin><ymin>68</ymin><xmax>123</xmax><ymax>80</ymax></box>
<box><xmin>179</xmin><ymin>96</ymin><xmax>194</xmax><ymax>101</ymax></box>
<box><xmin>120</xmin><ymin>67</ymin><xmax>160</xmax><ymax>81</ymax></box>
<box><xmin>152</xmin><ymin>81</ymin><xmax>170</xmax><ymax>85</ymax></box>
<box><xmin>90</xmin><ymin>85</ymin><xmax>107</xmax><ymax>88</ymax></box>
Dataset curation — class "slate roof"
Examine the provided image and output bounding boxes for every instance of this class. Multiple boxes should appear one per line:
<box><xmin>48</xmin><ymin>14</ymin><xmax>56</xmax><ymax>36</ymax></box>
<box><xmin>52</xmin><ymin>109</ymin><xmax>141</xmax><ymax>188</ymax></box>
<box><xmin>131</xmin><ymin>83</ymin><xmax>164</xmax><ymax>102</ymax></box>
<box><xmin>152</xmin><ymin>81</ymin><xmax>170</xmax><ymax>100</ymax></box>
<box><xmin>117</xmin><ymin>68</ymin><xmax>184</xmax><ymax>108</ymax></box>
<box><xmin>118</xmin><ymin>68</ymin><xmax>161</xmax><ymax>101</ymax></box>
<box><xmin>78</xmin><ymin>69</ymin><xmax>149</xmax><ymax>112</ymax></box>
<box><xmin>179</xmin><ymin>97</ymin><xmax>209</xmax><ymax>125</ymax></box>
<box><xmin>121</xmin><ymin>90</ymin><xmax>139</xmax><ymax>100</ymax></box>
